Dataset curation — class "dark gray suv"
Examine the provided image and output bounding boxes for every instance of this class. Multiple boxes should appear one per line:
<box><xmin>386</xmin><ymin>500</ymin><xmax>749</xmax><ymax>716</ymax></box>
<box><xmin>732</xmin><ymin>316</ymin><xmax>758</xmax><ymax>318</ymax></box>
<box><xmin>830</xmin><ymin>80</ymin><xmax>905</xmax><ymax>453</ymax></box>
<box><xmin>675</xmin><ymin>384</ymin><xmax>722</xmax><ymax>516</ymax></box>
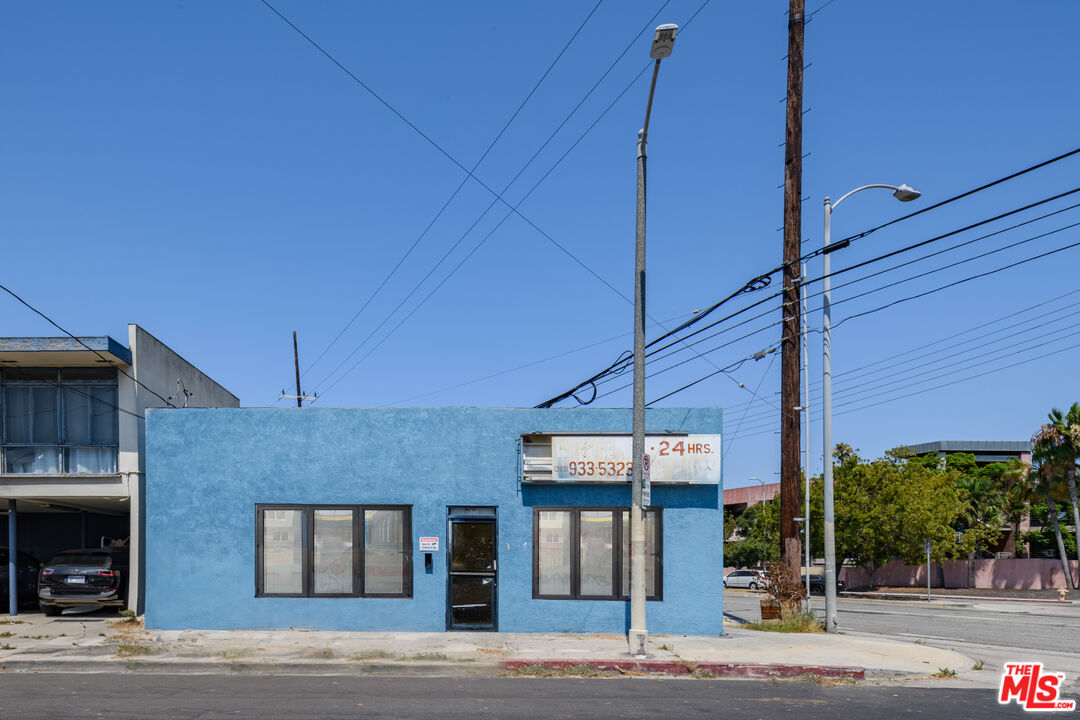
<box><xmin>38</xmin><ymin>547</ymin><xmax>129</xmax><ymax>616</ymax></box>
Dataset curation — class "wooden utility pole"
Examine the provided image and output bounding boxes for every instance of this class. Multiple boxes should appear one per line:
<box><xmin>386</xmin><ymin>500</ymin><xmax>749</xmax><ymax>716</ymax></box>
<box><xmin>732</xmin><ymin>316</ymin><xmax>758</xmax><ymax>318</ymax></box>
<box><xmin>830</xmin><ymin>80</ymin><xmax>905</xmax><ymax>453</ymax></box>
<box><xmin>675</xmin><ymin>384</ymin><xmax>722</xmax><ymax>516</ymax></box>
<box><xmin>293</xmin><ymin>331</ymin><xmax>302</xmax><ymax>407</ymax></box>
<box><xmin>280</xmin><ymin>332</ymin><xmax>315</xmax><ymax>407</ymax></box>
<box><xmin>780</xmin><ymin>0</ymin><xmax>805</xmax><ymax>580</ymax></box>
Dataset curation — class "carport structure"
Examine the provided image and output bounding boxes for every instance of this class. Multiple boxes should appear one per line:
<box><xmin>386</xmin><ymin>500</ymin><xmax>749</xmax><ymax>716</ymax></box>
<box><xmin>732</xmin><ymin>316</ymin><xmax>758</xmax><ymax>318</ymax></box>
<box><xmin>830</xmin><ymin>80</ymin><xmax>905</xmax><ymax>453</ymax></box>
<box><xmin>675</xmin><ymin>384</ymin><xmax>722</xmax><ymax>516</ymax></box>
<box><xmin>2</xmin><ymin>327</ymin><xmax>237</xmax><ymax>616</ymax></box>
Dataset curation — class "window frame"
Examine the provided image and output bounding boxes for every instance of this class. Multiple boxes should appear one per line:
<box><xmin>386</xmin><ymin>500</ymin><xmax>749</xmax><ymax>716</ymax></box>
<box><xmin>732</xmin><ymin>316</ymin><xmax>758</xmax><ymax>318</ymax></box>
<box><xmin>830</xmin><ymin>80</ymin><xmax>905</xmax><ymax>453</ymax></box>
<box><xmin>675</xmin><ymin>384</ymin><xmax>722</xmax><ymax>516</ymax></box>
<box><xmin>1</xmin><ymin>367</ymin><xmax>119</xmax><ymax>475</ymax></box>
<box><xmin>531</xmin><ymin>506</ymin><xmax>662</xmax><ymax>602</ymax></box>
<box><xmin>255</xmin><ymin>504</ymin><xmax>413</xmax><ymax>599</ymax></box>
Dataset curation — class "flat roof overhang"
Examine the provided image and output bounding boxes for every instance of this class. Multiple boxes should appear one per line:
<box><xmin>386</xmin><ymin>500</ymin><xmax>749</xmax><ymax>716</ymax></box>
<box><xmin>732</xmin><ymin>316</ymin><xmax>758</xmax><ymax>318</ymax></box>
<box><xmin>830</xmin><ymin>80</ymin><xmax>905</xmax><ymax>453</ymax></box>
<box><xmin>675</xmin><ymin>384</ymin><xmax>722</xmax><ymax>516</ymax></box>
<box><xmin>0</xmin><ymin>336</ymin><xmax>131</xmax><ymax>367</ymax></box>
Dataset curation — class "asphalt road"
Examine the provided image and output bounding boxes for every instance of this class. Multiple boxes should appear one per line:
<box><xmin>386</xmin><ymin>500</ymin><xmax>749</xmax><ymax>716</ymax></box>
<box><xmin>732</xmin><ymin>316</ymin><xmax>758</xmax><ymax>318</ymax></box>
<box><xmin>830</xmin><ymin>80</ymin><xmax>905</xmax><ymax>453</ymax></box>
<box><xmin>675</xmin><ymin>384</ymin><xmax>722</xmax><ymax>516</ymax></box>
<box><xmin>723</xmin><ymin>592</ymin><xmax>1080</xmax><ymax>653</ymax></box>
<box><xmin>0</xmin><ymin>673</ymin><xmax>1032</xmax><ymax>719</ymax></box>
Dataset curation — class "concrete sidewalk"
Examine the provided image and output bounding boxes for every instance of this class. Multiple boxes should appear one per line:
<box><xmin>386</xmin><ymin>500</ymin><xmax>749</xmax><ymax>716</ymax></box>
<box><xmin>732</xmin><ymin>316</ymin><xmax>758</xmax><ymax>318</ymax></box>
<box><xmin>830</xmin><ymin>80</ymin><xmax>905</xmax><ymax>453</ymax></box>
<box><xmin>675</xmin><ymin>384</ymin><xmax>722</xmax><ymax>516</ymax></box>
<box><xmin>0</xmin><ymin>610</ymin><xmax>973</xmax><ymax>683</ymax></box>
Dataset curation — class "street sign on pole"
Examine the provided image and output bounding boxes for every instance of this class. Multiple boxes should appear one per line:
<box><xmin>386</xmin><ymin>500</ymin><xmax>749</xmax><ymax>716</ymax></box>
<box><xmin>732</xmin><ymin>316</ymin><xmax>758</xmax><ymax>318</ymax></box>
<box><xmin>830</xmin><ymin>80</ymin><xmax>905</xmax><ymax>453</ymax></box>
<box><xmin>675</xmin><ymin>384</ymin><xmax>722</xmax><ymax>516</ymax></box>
<box><xmin>925</xmin><ymin>539</ymin><xmax>932</xmax><ymax>601</ymax></box>
<box><xmin>642</xmin><ymin>453</ymin><xmax>651</xmax><ymax>508</ymax></box>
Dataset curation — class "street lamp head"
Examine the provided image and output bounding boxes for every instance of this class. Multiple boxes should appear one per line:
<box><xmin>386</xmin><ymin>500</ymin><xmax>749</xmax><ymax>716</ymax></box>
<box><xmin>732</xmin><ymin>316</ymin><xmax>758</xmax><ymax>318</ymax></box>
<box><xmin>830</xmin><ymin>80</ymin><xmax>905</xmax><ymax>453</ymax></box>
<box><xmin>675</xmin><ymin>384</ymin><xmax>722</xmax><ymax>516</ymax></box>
<box><xmin>650</xmin><ymin>23</ymin><xmax>678</xmax><ymax>59</ymax></box>
<box><xmin>892</xmin><ymin>184</ymin><xmax>921</xmax><ymax>202</ymax></box>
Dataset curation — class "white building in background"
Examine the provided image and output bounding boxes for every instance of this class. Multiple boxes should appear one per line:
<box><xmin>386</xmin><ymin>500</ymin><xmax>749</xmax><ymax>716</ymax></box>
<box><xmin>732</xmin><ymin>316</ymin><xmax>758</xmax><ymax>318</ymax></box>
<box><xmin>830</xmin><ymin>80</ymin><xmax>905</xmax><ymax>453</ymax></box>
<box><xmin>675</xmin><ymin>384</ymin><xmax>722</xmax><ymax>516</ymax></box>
<box><xmin>1</xmin><ymin>325</ymin><xmax>237</xmax><ymax>614</ymax></box>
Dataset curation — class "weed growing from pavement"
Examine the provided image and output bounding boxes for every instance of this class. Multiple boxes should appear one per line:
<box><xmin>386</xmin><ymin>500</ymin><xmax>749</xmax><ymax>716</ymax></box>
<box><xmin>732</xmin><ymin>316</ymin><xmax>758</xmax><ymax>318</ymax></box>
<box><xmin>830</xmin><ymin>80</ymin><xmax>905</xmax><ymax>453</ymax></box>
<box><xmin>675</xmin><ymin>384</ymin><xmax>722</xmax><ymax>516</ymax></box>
<box><xmin>505</xmin><ymin>663</ymin><xmax>613</xmax><ymax>679</ymax></box>
<box><xmin>403</xmin><ymin>652</ymin><xmax>448</xmax><ymax>661</ymax></box>
<box><xmin>115</xmin><ymin>644</ymin><xmax>158</xmax><ymax>657</ymax></box>
<box><xmin>347</xmin><ymin>649</ymin><xmax>395</xmax><ymax>661</ymax></box>
<box><xmin>0</xmin><ymin>643</ymin><xmax>14</xmax><ymax>650</ymax></box>
<box><xmin>795</xmin><ymin>673</ymin><xmax>859</xmax><ymax>686</ymax></box>
<box><xmin>690</xmin><ymin>667</ymin><xmax>715</xmax><ymax>679</ymax></box>
<box><xmin>742</xmin><ymin>610</ymin><xmax>823</xmax><ymax>633</ymax></box>
<box><xmin>0</xmin><ymin>620</ymin><xmax>24</xmax><ymax>625</ymax></box>
<box><xmin>219</xmin><ymin>647</ymin><xmax>255</xmax><ymax>659</ymax></box>
<box><xmin>0</xmin><ymin>632</ymin><xmax>13</xmax><ymax>638</ymax></box>
<box><xmin>972</xmin><ymin>660</ymin><xmax>985</xmax><ymax>671</ymax></box>
<box><xmin>300</xmin><ymin>648</ymin><xmax>335</xmax><ymax>660</ymax></box>
<box><xmin>932</xmin><ymin>667</ymin><xmax>958</xmax><ymax>678</ymax></box>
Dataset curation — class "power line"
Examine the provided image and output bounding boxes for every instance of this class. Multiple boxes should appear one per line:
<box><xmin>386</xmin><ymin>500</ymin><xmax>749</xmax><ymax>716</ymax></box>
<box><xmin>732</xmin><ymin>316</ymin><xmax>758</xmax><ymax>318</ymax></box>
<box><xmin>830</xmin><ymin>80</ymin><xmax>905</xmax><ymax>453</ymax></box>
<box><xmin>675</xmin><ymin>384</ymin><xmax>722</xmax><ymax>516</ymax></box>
<box><xmin>730</xmin><ymin>302</ymin><xmax>1080</xmax><ymax>427</ymax></box>
<box><xmin>312</xmin><ymin>0</ymin><xmax>720</xmax><ymax>400</ymax></box>
<box><xmin>723</xmin><ymin>350</ymin><xmax>778</xmax><ymax>457</ymax></box>
<box><xmin>800</xmin><ymin>146</ymin><xmax>1080</xmax><ymax>262</ymax></box>
<box><xmin>0</xmin><ymin>282</ymin><xmax>174</xmax><ymax>410</ymax></box>
<box><xmin>379</xmin><ymin>310</ymin><xmax>697</xmax><ymax>407</ymax></box>
<box><xmin>619</xmin><ymin>197</ymin><xmax>1080</xmax><ymax>384</ymax></box>
<box><xmin>290</xmin><ymin>1</ymin><xmax>606</xmax><ymax>390</ymax></box>
<box><xmin>262</xmin><ymin>0</ymin><xmax>685</xmax><ymax>400</ymax></box>
<box><xmin>643</xmin><ymin>232</ymin><xmax>1080</xmax><ymax>410</ymax></box>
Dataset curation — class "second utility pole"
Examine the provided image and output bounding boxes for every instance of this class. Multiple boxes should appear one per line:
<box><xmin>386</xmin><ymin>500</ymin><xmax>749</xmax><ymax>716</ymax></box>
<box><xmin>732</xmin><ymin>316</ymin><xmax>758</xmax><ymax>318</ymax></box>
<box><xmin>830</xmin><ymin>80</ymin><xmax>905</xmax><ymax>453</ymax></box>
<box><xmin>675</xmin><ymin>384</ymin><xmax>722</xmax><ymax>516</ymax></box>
<box><xmin>780</xmin><ymin>0</ymin><xmax>805</xmax><ymax>581</ymax></box>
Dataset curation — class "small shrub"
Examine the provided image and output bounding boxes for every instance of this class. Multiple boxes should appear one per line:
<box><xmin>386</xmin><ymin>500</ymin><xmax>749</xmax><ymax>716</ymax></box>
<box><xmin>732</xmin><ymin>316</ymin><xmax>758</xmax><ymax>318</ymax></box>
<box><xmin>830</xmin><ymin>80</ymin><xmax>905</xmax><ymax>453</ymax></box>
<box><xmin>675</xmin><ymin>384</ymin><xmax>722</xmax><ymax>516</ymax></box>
<box><xmin>690</xmin><ymin>667</ymin><xmax>715</xmax><ymax>679</ymax></box>
<box><xmin>972</xmin><ymin>660</ymin><xmax>985</xmax><ymax>671</ymax></box>
<box><xmin>932</xmin><ymin>667</ymin><xmax>957</xmax><ymax>678</ymax></box>
<box><xmin>762</xmin><ymin>561</ymin><xmax>808</xmax><ymax>610</ymax></box>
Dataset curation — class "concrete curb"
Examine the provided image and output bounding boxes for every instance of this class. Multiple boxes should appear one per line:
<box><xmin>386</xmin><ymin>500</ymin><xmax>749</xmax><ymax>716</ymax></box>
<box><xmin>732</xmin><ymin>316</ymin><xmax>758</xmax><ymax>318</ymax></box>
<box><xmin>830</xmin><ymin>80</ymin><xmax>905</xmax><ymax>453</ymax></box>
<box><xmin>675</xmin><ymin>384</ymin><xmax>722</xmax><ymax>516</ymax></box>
<box><xmin>0</xmin><ymin>655</ymin><xmax>873</xmax><ymax>681</ymax></box>
<box><xmin>499</xmin><ymin>658</ymin><xmax>866</xmax><ymax>680</ymax></box>
<box><xmin>843</xmin><ymin>591</ymin><xmax>1074</xmax><ymax>605</ymax></box>
<box><xmin>0</xmin><ymin>658</ymin><xmax>500</xmax><ymax>677</ymax></box>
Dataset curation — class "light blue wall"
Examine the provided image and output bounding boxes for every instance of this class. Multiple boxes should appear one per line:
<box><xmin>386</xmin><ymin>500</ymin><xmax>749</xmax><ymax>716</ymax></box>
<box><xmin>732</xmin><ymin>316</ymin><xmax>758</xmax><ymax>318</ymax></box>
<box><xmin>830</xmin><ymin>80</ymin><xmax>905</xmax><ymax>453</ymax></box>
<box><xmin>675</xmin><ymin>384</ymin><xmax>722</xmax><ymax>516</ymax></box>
<box><xmin>145</xmin><ymin>407</ymin><xmax>724</xmax><ymax>634</ymax></box>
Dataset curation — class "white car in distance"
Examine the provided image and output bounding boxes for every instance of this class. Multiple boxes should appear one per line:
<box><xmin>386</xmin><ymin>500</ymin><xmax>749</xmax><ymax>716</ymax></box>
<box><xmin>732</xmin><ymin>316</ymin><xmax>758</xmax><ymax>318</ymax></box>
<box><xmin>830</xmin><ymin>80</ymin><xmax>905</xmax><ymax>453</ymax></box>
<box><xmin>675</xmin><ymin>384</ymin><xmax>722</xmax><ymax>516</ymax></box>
<box><xmin>723</xmin><ymin>569</ymin><xmax>765</xmax><ymax>590</ymax></box>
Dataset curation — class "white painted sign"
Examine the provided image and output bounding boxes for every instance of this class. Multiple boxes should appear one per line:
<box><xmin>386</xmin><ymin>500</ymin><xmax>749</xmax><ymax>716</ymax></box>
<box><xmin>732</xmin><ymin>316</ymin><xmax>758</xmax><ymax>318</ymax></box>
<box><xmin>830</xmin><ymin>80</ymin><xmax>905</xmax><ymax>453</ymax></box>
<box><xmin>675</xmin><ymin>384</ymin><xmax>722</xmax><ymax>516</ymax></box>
<box><xmin>549</xmin><ymin>435</ymin><xmax>721</xmax><ymax>484</ymax></box>
<box><xmin>419</xmin><ymin>537</ymin><xmax>439</xmax><ymax>552</ymax></box>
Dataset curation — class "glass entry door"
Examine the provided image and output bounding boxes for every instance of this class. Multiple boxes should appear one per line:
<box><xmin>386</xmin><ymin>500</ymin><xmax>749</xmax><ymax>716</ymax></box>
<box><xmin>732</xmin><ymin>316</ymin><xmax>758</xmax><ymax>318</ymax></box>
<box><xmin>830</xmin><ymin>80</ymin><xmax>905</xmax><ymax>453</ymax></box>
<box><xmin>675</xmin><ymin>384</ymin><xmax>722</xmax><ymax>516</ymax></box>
<box><xmin>447</xmin><ymin>508</ymin><xmax>497</xmax><ymax>630</ymax></box>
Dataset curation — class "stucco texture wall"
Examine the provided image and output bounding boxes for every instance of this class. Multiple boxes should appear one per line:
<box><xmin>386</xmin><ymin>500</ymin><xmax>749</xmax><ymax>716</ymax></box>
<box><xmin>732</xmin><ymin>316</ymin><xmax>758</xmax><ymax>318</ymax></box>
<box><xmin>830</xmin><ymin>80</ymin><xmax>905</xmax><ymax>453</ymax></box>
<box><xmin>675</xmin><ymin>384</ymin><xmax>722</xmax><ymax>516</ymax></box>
<box><xmin>145</xmin><ymin>407</ymin><xmax>724</xmax><ymax>634</ymax></box>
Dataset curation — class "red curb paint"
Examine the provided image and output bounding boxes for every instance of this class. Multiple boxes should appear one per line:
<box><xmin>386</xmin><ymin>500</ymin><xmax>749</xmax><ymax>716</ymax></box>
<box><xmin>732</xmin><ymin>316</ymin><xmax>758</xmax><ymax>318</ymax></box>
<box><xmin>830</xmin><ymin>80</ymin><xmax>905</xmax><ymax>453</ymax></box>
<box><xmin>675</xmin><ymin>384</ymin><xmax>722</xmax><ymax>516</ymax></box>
<box><xmin>500</xmin><ymin>659</ymin><xmax>864</xmax><ymax>680</ymax></box>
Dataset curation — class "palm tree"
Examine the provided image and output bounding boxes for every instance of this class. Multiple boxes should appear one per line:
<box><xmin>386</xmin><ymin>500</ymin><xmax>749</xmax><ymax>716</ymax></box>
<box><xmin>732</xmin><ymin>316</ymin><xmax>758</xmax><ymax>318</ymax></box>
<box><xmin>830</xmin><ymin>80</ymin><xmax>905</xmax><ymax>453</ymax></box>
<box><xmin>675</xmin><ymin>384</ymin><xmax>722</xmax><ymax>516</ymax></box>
<box><xmin>996</xmin><ymin>458</ymin><xmax>1032</xmax><ymax>556</ymax></box>
<box><xmin>1047</xmin><ymin>403</ymin><xmax>1080</xmax><ymax>586</ymax></box>
<box><xmin>955</xmin><ymin>474</ymin><xmax>1005</xmax><ymax>587</ymax></box>
<box><xmin>1030</xmin><ymin>422</ymin><xmax>1075</xmax><ymax>588</ymax></box>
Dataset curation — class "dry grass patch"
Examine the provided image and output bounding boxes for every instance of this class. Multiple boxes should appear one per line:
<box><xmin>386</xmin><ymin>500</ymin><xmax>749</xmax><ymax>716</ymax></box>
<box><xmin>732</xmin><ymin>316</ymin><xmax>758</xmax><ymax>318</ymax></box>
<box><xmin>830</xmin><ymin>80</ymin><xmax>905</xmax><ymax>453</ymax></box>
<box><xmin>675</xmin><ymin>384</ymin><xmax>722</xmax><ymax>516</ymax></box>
<box><xmin>299</xmin><ymin>648</ymin><xmax>335</xmax><ymax>660</ymax></box>
<box><xmin>347</xmin><ymin>649</ymin><xmax>395</xmax><ymax>661</ymax></box>
<box><xmin>219</xmin><ymin>647</ymin><xmax>255</xmax><ymax>659</ymax></box>
<box><xmin>742</xmin><ymin>610</ymin><xmax>824</xmax><ymax>634</ymax></box>
<box><xmin>505</xmin><ymin>663</ymin><xmax>615</xmax><ymax>679</ymax></box>
<box><xmin>115</xmin><ymin>643</ymin><xmax>158</xmax><ymax>657</ymax></box>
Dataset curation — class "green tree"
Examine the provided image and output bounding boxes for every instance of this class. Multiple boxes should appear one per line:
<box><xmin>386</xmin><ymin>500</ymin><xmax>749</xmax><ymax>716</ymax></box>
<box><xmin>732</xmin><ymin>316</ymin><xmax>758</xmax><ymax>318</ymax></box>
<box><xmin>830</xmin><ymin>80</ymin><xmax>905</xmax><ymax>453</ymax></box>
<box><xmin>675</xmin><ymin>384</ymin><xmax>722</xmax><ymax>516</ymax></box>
<box><xmin>808</xmin><ymin>445</ymin><xmax>969</xmax><ymax>587</ymax></box>
<box><xmin>1031</xmin><ymin>413</ymin><xmax>1078</xmax><ymax>588</ymax></box>
<box><xmin>723</xmin><ymin>501</ymin><xmax>780</xmax><ymax>568</ymax></box>
<box><xmin>1047</xmin><ymin>403</ymin><xmax>1080</xmax><ymax>586</ymax></box>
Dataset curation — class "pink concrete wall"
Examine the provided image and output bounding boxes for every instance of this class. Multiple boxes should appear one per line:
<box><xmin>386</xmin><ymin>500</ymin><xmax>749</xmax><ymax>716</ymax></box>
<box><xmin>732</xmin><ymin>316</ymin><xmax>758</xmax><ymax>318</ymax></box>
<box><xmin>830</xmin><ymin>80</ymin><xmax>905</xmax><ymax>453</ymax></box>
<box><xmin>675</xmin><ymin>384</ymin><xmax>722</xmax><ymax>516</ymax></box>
<box><xmin>722</xmin><ymin>483</ymin><xmax>780</xmax><ymax>508</ymax></box>
<box><xmin>839</xmin><ymin>558</ymin><xmax>1080</xmax><ymax>590</ymax></box>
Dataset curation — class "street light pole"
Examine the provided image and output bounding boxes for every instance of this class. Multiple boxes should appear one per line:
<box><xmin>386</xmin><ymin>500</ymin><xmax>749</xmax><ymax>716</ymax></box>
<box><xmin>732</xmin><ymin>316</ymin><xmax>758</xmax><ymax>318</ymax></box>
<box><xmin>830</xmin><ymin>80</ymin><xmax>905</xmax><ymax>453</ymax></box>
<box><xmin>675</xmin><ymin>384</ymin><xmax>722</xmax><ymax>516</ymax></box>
<box><xmin>630</xmin><ymin>23</ymin><xmax>677</xmax><ymax>659</ymax></box>
<box><xmin>822</xmin><ymin>183</ymin><xmax>920</xmax><ymax>633</ymax></box>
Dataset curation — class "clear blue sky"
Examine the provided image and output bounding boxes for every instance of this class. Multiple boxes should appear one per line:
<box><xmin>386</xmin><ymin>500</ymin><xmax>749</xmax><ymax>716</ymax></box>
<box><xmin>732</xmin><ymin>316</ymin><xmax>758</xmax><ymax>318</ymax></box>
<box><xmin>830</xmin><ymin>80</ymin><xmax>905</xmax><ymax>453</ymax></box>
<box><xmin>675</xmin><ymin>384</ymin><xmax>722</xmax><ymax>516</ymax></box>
<box><xmin>2</xmin><ymin>1</ymin><xmax>1077</xmax><ymax>489</ymax></box>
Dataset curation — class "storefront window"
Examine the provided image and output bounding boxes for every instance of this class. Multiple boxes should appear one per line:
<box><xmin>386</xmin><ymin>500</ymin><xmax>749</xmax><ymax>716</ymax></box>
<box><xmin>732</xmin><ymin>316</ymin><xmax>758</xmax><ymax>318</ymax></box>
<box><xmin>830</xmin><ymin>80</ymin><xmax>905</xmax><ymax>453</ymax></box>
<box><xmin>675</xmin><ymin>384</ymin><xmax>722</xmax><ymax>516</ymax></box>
<box><xmin>256</xmin><ymin>504</ymin><xmax>411</xmax><ymax>598</ymax></box>
<box><xmin>533</xmin><ymin>507</ymin><xmax>661</xmax><ymax>601</ymax></box>
<box><xmin>536</xmin><ymin>511</ymin><xmax>572</xmax><ymax>596</ymax></box>
<box><xmin>364</xmin><ymin>508</ymin><xmax>407</xmax><ymax>595</ymax></box>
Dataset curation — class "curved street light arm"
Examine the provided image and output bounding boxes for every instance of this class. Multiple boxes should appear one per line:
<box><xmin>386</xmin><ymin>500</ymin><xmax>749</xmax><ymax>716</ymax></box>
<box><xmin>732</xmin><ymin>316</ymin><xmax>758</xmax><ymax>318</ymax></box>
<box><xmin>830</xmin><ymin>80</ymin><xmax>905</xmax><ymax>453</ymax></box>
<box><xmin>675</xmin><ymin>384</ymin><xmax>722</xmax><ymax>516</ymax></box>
<box><xmin>830</xmin><ymin>183</ymin><xmax>904</xmax><ymax>211</ymax></box>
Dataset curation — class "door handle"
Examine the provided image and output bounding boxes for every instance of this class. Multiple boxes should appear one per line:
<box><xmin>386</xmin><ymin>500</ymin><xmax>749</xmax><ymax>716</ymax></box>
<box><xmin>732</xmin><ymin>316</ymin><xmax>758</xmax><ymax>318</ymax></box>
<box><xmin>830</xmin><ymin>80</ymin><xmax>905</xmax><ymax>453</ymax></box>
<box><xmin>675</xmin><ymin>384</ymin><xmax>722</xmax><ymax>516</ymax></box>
<box><xmin>493</xmin><ymin>560</ymin><xmax>497</xmax><ymax>571</ymax></box>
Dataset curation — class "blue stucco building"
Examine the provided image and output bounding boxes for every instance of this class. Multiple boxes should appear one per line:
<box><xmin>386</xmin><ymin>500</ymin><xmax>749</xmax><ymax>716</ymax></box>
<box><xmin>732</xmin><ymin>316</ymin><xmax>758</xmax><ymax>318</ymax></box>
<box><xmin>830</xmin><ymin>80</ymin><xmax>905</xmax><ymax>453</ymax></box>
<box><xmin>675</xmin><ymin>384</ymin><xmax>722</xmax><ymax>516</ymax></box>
<box><xmin>145</xmin><ymin>407</ymin><xmax>724</xmax><ymax>634</ymax></box>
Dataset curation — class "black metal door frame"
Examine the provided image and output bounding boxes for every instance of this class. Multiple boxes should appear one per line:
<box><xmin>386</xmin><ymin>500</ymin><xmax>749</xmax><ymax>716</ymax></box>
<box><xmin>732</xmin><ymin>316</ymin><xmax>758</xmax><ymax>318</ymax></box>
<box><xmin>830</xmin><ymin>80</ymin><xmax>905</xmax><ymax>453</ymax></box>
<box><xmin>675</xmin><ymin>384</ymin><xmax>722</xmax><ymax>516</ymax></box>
<box><xmin>446</xmin><ymin>507</ymin><xmax>497</xmax><ymax>631</ymax></box>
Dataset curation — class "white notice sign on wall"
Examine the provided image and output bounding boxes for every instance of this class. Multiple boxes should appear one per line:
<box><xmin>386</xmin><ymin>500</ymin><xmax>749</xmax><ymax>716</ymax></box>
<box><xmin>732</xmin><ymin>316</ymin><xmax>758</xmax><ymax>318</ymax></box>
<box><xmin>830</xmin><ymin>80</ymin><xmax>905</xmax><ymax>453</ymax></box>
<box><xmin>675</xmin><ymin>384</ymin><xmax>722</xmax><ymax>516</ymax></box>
<box><xmin>419</xmin><ymin>537</ymin><xmax>439</xmax><ymax>552</ymax></box>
